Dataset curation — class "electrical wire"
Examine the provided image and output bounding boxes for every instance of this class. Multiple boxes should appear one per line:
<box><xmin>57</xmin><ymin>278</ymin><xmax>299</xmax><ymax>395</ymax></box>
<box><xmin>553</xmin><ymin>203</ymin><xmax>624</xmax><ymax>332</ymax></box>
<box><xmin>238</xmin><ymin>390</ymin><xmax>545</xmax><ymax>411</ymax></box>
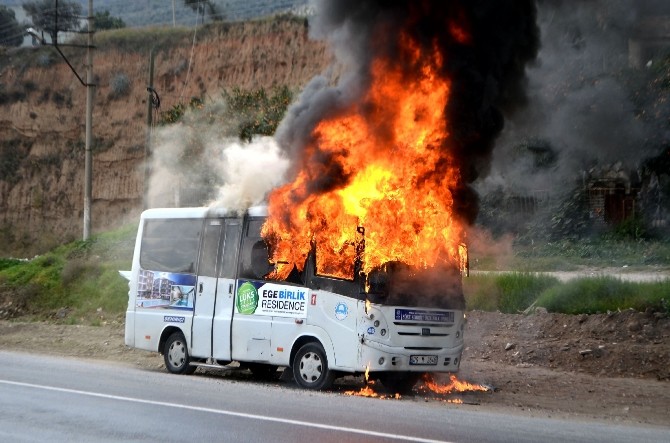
<box><xmin>177</xmin><ymin>5</ymin><xmax>201</xmax><ymax>104</ymax></box>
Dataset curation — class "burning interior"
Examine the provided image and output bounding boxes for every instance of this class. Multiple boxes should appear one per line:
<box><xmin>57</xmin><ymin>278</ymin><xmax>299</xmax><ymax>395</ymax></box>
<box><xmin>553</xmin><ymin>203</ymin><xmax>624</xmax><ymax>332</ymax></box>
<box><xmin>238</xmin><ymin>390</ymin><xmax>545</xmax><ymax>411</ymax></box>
<box><xmin>258</xmin><ymin>0</ymin><xmax>539</xmax><ymax>309</ymax></box>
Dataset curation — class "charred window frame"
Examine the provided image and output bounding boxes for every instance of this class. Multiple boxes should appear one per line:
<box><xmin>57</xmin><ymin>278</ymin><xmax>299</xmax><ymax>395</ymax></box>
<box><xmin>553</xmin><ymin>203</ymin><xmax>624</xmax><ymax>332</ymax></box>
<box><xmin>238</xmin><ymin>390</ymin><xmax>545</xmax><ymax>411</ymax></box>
<box><xmin>140</xmin><ymin>219</ymin><xmax>202</xmax><ymax>274</ymax></box>
<box><xmin>303</xmin><ymin>248</ymin><xmax>364</xmax><ymax>300</ymax></box>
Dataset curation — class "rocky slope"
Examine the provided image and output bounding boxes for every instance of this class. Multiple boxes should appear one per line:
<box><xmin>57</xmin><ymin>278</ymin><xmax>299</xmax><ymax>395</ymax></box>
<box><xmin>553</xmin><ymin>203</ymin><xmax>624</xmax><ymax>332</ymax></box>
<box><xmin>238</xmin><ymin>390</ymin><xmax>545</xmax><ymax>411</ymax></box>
<box><xmin>0</xmin><ymin>17</ymin><xmax>329</xmax><ymax>256</ymax></box>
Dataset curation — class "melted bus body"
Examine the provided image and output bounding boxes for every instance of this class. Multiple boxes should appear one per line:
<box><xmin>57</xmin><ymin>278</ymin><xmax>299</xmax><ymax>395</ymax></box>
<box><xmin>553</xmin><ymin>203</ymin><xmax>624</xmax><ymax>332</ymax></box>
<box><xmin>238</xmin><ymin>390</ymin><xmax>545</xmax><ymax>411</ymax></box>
<box><xmin>124</xmin><ymin>206</ymin><xmax>466</xmax><ymax>391</ymax></box>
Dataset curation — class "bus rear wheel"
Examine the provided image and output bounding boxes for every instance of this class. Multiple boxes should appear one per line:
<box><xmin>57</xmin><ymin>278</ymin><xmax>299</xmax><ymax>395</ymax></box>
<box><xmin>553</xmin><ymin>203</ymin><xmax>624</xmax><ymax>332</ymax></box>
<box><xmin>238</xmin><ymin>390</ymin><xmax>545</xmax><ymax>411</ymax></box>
<box><xmin>292</xmin><ymin>342</ymin><xmax>334</xmax><ymax>390</ymax></box>
<box><xmin>163</xmin><ymin>332</ymin><xmax>196</xmax><ymax>375</ymax></box>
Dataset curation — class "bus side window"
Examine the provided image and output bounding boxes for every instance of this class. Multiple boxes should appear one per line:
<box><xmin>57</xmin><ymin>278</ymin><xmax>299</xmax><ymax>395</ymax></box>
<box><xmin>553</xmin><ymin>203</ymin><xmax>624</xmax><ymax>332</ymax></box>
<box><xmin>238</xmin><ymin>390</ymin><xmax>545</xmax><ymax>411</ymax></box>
<box><xmin>238</xmin><ymin>218</ymin><xmax>272</xmax><ymax>279</ymax></box>
<box><xmin>219</xmin><ymin>220</ymin><xmax>242</xmax><ymax>279</ymax></box>
<box><xmin>140</xmin><ymin>219</ymin><xmax>202</xmax><ymax>273</ymax></box>
<box><xmin>198</xmin><ymin>221</ymin><xmax>222</xmax><ymax>278</ymax></box>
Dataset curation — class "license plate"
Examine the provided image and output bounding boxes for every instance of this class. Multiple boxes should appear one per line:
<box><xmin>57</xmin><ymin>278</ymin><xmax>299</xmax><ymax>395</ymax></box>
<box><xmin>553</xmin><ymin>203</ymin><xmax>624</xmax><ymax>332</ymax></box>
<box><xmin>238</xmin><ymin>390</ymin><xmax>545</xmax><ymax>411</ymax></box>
<box><xmin>410</xmin><ymin>355</ymin><xmax>438</xmax><ymax>365</ymax></box>
<box><xmin>395</xmin><ymin>309</ymin><xmax>454</xmax><ymax>323</ymax></box>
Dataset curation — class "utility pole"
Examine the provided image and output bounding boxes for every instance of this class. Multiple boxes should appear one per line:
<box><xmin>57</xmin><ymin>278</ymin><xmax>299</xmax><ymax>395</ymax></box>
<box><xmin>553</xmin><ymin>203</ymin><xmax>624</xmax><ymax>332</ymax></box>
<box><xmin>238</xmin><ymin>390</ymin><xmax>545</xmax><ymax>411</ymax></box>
<box><xmin>144</xmin><ymin>50</ymin><xmax>155</xmax><ymax>210</ymax></box>
<box><xmin>29</xmin><ymin>1</ymin><xmax>95</xmax><ymax>240</ymax></box>
<box><xmin>83</xmin><ymin>0</ymin><xmax>94</xmax><ymax>240</ymax></box>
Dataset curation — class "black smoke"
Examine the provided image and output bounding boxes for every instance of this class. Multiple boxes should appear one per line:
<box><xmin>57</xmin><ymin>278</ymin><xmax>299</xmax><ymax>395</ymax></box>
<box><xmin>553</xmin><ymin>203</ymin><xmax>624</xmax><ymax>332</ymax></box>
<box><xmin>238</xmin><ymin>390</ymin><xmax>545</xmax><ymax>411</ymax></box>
<box><xmin>481</xmin><ymin>0</ymin><xmax>667</xmax><ymax>198</ymax></box>
<box><xmin>276</xmin><ymin>0</ymin><xmax>540</xmax><ymax>225</ymax></box>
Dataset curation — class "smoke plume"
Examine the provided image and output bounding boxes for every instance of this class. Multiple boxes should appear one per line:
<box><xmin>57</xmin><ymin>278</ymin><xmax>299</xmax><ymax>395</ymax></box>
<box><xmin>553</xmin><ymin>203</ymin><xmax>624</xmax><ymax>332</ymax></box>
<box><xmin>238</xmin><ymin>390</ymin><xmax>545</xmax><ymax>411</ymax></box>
<box><xmin>275</xmin><ymin>0</ymin><xmax>540</xmax><ymax>225</ymax></box>
<box><xmin>479</xmin><ymin>0</ymin><xmax>665</xmax><ymax>198</ymax></box>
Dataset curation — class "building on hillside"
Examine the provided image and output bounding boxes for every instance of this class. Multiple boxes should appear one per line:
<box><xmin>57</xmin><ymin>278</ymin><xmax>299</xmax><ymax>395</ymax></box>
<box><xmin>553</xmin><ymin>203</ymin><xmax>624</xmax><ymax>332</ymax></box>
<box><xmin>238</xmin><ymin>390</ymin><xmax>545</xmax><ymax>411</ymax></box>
<box><xmin>584</xmin><ymin>163</ymin><xmax>640</xmax><ymax>226</ymax></box>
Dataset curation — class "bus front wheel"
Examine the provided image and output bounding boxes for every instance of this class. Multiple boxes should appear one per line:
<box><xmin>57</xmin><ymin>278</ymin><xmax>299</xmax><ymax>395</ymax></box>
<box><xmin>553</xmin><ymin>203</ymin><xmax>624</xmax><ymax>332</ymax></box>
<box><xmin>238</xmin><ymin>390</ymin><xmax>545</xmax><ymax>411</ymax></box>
<box><xmin>292</xmin><ymin>342</ymin><xmax>334</xmax><ymax>390</ymax></box>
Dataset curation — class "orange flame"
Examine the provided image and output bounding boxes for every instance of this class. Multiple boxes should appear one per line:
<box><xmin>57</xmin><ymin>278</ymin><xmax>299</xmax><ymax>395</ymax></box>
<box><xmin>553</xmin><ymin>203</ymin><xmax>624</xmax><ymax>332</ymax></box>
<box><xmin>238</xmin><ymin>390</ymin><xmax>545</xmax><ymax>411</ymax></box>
<box><xmin>345</xmin><ymin>365</ymin><xmax>380</xmax><ymax>398</ymax></box>
<box><xmin>419</xmin><ymin>374</ymin><xmax>489</xmax><ymax>395</ymax></box>
<box><xmin>343</xmin><ymin>372</ymin><xmax>487</xmax><ymax>401</ymax></box>
<box><xmin>263</xmin><ymin>32</ymin><xmax>465</xmax><ymax>281</ymax></box>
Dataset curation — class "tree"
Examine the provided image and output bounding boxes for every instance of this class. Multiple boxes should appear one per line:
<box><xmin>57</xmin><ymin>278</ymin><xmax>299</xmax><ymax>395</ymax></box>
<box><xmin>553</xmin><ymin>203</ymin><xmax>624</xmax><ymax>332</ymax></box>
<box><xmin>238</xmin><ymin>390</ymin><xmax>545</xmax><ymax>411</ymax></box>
<box><xmin>94</xmin><ymin>10</ymin><xmax>125</xmax><ymax>30</ymax></box>
<box><xmin>23</xmin><ymin>0</ymin><xmax>82</xmax><ymax>44</ymax></box>
<box><xmin>183</xmin><ymin>0</ymin><xmax>221</xmax><ymax>22</ymax></box>
<box><xmin>0</xmin><ymin>6</ymin><xmax>24</xmax><ymax>47</ymax></box>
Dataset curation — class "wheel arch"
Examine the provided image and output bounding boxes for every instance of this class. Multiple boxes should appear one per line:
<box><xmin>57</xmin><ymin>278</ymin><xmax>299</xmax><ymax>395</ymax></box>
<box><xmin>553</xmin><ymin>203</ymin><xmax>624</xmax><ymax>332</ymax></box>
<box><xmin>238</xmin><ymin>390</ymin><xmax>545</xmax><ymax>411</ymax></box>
<box><xmin>158</xmin><ymin>326</ymin><xmax>185</xmax><ymax>355</ymax></box>
<box><xmin>289</xmin><ymin>331</ymin><xmax>335</xmax><ymax>369</ymax></box>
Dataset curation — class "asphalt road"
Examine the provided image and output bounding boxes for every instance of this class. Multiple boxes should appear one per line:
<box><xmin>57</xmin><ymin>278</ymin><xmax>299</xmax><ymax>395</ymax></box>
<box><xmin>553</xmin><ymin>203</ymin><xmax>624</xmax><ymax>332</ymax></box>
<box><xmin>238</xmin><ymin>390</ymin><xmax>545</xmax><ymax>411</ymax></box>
<box><xmin>0</xmin><ymin>351</ymin><xmax>666</xmax><ymax>443</ymax></box>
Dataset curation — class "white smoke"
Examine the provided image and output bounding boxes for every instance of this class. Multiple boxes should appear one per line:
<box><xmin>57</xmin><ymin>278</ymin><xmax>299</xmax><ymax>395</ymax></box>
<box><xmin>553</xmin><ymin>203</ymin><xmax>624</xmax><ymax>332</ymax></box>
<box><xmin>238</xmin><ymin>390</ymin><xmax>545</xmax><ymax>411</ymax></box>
<box><xmin>209</xmin><ymin>136</ymin><xmax>290</xmax><ymax>212</ymax></box>
<box><xmin>147</xmin><ymin>114</ymin><xmax>290</xmax><ymax>212</ymax></box>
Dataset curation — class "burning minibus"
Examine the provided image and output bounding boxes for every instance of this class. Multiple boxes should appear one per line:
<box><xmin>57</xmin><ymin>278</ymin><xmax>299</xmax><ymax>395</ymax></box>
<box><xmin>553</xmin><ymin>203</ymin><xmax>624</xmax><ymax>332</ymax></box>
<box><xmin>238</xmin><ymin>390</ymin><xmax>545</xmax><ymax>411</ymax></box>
<box><xmin>123</xmin><ymin>205</ymin><xmax>467</xmax><ymax>392</ymax></box>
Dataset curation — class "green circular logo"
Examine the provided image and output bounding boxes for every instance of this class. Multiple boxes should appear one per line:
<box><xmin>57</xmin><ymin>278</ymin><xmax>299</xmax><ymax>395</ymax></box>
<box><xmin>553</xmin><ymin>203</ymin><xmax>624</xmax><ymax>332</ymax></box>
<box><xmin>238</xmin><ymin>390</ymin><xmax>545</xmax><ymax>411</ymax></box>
<box><xmin>236</xmin><ymin>282</ymin><xmax>258</xmax><ymax>315</ymax></box>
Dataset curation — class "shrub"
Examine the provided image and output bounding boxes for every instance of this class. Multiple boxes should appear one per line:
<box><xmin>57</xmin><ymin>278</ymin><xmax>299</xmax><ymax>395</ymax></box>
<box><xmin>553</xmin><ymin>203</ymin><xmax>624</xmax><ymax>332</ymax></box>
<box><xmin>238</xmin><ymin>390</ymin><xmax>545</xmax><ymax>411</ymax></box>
<box><xmin>37</xmin><ymin>53</ymin><xmax>53</xmax><ymax>67</ymax></box>
<box><xmin>61</xmin><ymin>257</ymin><xmax>100</xmax><ymax>286</ymax></box>
<box><xmin>52</xmin><ymin>90</ymin><xmax>72</xmax><ymax>108</ymax></box>
<box><xmin>0</xmin><ymin>258</ymin><xmax>22</xmax><ymax>271</ymax></box>
<box><xmin>0</xmin><ymin>139</ymin><xmax>31</xmax><ymax>184</ymax></box>
<box><xmin>22</xmin><ymin>80</ymin><xmax>38</xmax><ymax>93</ymax></box>
<box><xmin>108</xmin><ymin>72</ymin><xmax>130</xmax><ymax>99</ymax></box>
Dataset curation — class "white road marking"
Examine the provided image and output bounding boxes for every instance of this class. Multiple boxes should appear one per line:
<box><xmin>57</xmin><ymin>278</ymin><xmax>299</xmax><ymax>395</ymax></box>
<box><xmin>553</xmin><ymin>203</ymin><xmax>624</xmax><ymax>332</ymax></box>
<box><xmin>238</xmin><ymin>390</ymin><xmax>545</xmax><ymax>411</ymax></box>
<box><xmin>0</xmin><ymin>379</ymin><xmax>452</xmax><ymax>443</ymax></box>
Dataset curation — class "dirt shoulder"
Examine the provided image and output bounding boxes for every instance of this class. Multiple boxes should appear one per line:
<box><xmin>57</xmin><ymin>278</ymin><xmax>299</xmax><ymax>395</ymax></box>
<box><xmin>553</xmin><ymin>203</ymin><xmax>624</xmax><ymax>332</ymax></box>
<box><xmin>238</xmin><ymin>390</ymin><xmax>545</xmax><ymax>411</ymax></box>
<box><xmin>0</xmin><ymin>310</ymin><xmax>668</xmax><ymax>426</ymax></box>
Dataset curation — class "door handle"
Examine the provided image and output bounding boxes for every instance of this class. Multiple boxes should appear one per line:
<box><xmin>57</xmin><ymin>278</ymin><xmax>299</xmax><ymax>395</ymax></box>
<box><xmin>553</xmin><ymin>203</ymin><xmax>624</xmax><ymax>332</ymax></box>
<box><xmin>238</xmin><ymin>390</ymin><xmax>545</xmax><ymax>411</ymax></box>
<box><xmin>199</xmin><ymin>282</ymin><xmax>203</xmax><ymax>293</ymax></box>
<box><xmin>229</xmin><ymin>283</ymin><xmax>233</xmax><ymax>294</ymax></box>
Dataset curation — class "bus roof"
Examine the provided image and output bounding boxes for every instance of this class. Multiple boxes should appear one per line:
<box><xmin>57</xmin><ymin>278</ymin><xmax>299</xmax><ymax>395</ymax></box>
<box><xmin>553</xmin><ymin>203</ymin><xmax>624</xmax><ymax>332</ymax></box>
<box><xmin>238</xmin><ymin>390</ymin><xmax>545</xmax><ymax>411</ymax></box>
<box><xmin>140</xmin><ymin>205</ymin><xmax>268</xmax><ymax>220</ymax></box>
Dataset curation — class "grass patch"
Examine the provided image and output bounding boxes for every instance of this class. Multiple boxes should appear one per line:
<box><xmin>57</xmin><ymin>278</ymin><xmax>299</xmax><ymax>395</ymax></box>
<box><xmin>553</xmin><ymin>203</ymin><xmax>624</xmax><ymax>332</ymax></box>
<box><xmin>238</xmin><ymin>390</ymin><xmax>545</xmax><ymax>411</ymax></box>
<box><xmin>464</xmin><ymin>273</ymin><xmax>559</xmax><ymax>313</ymax></box>
<box><xmin>536</xmin><ymin>277</ymin><xmax>670</xmax><ymax>314</ymax></box>
<box><xmin>496</xmin><ymin>273</ymin><xmax>559</xmax><ymax>313</ymax></box>
<box><xmin>0</xmin><ymin>223</ymin><xmax>137</xmax><ymax>325</ymax></box>
<box><xmin>472</xmin><ymin>239</ymin><xmax>670</xmax><ymax>271</ymax></box>
<box><xmin>463</xmin><ymin>274</ymin><xmax>500</xmax><ymax>312</ymax></box>
<box><xmin>91</xmin><ymin>26</ymin><xmax>201</xmax><ymax>55</ymax></box>
<box><xmin>464</xmin><ymin>272</ymin><xmax>670</xmax><ymax>315</ymax></box>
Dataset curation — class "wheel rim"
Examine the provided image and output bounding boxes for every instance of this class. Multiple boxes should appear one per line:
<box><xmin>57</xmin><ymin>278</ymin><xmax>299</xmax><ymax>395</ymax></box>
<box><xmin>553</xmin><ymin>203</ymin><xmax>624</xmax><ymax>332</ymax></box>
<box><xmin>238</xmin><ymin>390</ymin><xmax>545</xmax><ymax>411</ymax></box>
<box><xmin>298</xmin><ymin>351</ymin><xmax>322</xmax><ymax>384</ymax></box>
<box><xmin>167</xmin><ymin>339</ymin><xmax>186</xmax><ymax>369</ymax></box>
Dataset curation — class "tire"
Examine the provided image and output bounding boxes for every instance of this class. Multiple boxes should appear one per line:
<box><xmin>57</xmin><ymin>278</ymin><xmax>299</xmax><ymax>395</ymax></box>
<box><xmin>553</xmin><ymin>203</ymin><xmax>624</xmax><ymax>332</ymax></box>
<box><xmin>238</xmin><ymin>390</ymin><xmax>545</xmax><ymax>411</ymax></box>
<box><xmin>163</xmin><ymin>332</ymin><xmax>196</xmax><ymax>375</ymax></box>
<box><xmin>247</xmin><ymin>363</ymin><xmax>279</xmax><ymax>380</ymax></box>
<box><xmin>292</xmin><ymin>342</ymin><xmax>335</xmax><ymax>390</ymax></box>
<box><xmin>377</xmin><ymin>372</ymin><xmax>422</xmax><ymax>395</ymax></box>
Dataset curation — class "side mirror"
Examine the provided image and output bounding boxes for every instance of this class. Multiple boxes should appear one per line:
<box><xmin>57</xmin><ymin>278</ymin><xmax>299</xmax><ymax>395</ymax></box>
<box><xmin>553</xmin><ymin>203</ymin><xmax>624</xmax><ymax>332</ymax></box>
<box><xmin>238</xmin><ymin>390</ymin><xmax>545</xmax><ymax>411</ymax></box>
<box><xmin>366</xmin><ymin>269</ymin><xmax>389</xmax><ymax>296</ymax></box>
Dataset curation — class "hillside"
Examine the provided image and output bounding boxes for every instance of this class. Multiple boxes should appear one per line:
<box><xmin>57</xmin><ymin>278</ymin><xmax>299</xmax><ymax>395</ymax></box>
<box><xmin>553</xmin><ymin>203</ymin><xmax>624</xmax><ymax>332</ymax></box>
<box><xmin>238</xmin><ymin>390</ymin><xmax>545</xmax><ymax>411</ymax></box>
<box><xmin>0</xmin><ymin>17</ymin><xmax>330</xmax><ymax>256</ymax></box>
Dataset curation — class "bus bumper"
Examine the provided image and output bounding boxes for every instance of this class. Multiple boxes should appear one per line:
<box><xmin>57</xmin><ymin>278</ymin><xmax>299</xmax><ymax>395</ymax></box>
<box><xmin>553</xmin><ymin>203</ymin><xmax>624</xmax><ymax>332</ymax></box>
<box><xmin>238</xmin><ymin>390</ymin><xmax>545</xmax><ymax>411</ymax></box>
<box><xmin>360</xmin><ymin>337</ymin><xmax>464</xmax><ymax>372</ymax></box>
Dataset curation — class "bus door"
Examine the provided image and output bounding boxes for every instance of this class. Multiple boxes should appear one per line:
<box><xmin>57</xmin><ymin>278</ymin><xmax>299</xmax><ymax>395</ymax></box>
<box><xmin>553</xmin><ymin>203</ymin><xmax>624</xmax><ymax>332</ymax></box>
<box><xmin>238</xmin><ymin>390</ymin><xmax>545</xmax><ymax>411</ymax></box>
<box><xmin>191</xmin><ymin>218</ymin><xmax>242</xmax><ymax>360</ymax></box>
<box><xmin>230</xmin><ymin>217</ymin><xmax>274</xmax><ymax>362</ymax></box>
<box><xmin>212</xmin><ymin>219</ymin><xmax>242</xmax><ymax>360</ymax></box>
